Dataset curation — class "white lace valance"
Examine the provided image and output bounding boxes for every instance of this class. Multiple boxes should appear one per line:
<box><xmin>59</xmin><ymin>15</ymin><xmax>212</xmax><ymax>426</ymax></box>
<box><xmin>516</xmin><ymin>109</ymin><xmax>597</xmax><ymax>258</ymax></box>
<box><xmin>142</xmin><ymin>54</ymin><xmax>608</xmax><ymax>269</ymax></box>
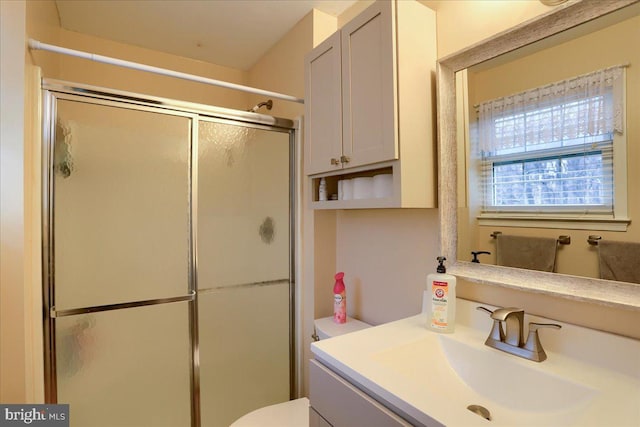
<box><xmin>478</xmin><ymin>65</ymin><xmax>625</xmax><ymax>155</ymax></box>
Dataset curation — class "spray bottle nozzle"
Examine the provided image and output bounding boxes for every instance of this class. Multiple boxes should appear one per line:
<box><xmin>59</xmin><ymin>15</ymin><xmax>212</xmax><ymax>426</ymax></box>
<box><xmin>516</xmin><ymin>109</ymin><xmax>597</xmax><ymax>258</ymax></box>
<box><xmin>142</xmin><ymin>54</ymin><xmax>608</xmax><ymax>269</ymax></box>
<box><xmin>436</xmin><ymin>256</ymin><xmax>447</xmax><ymax>273</ymax></box>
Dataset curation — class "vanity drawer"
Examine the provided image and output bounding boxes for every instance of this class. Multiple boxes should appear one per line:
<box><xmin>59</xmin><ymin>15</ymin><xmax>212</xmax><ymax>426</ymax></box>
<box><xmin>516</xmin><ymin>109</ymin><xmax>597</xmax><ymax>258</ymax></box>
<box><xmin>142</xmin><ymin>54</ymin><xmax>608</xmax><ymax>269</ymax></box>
<box><xmin>309</xmin><ymin>407</ymin><xmax>332</xmax><ymax>427</ymax></box>
<box><xmin>309</xmin><ymin>359</ymin><xmax>412</xmax><ymax>427</ymax></box>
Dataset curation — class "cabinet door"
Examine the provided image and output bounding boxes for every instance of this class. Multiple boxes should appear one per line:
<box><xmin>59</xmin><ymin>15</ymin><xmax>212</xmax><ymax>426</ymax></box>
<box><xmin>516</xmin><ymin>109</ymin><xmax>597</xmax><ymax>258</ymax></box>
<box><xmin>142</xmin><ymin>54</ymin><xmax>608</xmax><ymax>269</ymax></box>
<box><xmin>341</xmin><ymin>0</ymin><xmax>397</xmax><ymax>169</ymax></box>
<box><xmin>309</xmin><ymin>407</ymin><xmax>332</xmax><ymax>427</ymax></box>
<box><xmin>309</xmin><ymin>360</ymin><xmax>412</xmax><ymax>427</ymax></box>
<box><xmin>305</xmin><ymin>31</ymin><xmax>343</xmax><ymax>175</ymax></box>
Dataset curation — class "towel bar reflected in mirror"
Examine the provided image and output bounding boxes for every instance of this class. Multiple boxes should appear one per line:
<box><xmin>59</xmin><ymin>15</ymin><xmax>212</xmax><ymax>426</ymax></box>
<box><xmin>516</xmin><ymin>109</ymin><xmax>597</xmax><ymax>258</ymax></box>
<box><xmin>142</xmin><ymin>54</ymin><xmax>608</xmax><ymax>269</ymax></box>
<box><xmin>491</xmin><ymin>231</ymin><xmax>571</xmax><ymax>245</ymax></box>
<box><xmin>588</xmin><ymin>235</ymin><xmax>603</xmax><ymax>246</ymax></box>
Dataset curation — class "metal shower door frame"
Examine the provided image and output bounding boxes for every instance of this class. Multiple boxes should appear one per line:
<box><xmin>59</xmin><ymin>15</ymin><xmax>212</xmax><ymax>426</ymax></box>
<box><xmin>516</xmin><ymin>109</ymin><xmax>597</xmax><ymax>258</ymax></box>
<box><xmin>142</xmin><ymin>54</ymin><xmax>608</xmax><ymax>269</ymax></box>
<box><xmin>41</xmin><ymin>80</ymin><xmax>297</xmax><ymax>427</ymax></box>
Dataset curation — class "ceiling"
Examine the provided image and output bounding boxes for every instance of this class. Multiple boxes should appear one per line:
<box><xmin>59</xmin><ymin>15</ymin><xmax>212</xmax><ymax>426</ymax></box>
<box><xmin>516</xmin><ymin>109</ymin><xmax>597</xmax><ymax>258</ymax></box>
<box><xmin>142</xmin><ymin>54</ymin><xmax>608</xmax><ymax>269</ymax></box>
<box><xmin>55</xmin><ymin>0</ymin><xmax>358</xmax><ymax>71</ymax></box>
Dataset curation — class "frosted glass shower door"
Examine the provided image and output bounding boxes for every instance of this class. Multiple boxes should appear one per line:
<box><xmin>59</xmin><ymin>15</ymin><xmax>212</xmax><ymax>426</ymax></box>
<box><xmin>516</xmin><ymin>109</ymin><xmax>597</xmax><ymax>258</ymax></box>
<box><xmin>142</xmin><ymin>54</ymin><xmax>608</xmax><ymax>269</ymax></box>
<box><xmin>49</xmin><ymin>98</ymin><xmax>194</xmax><ymax>426</ymax></box>
<box><xmin>53</xmin><ymin>100</ymin><xmax>192</xmax><ymax>308</ymax></box>
<box><xmin>197</xmin><ymin>120</ymin><xmax>292</xmax><ymax>427</ymax></box>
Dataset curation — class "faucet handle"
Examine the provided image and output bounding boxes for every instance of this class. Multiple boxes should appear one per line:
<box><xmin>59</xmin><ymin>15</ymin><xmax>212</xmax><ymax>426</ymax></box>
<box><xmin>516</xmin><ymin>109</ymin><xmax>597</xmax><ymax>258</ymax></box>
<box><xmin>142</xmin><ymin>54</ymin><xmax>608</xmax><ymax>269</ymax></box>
<box><xmin>524</xmin><ymin>322</ymin><xmax>561</xmax><ymax>362</ymax></box>
<box><xmin>529</xmin><ymin>322</ymin><xmax>561</xmax><ymax>333</ymax></box>
<box><xmin>476</xmin><ymin>306</ymin><xmax>493</xmax><ymax>316</ymax></box>
<box><xmin>476</xmin><ymin>306</ymin><xmax>505</xmax><ymax>342</ymax></box>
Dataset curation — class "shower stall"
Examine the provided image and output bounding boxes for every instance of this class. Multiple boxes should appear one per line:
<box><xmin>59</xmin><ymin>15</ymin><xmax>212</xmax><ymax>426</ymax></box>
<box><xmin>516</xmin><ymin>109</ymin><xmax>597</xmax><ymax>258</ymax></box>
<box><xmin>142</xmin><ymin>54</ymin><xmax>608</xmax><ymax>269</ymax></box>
<box><xmin>41</xmin><ymin>80</ymin><xmax>297</xmax><ymax>427</ymax></box>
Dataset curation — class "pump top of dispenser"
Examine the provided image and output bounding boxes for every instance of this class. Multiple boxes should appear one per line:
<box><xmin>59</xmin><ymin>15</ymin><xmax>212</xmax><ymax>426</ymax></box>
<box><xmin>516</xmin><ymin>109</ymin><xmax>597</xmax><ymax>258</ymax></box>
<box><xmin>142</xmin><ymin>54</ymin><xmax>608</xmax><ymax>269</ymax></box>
<box><xmin>335</xmin><ymin>272</ymin><xmax>344</xmax><ymax>281</ymax></box>
<box><xmin>436</xmin><ymin>256</ymin><xmax>447</xmax><ymax>273</ymax></box>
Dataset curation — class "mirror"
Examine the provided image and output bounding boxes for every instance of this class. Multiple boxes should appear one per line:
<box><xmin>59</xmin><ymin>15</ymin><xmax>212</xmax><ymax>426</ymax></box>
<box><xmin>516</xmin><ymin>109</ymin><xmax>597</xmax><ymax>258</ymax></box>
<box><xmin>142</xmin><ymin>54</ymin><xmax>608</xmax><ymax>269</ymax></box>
<box><xmin>456</xmin><ymin>2</ymin><xmax>639</xmax><ymax>281</ymax></box>
<box><xmin>437</xmin><ymin>0</ymin><xmax>640</xmax><ymax>309</ymax></box>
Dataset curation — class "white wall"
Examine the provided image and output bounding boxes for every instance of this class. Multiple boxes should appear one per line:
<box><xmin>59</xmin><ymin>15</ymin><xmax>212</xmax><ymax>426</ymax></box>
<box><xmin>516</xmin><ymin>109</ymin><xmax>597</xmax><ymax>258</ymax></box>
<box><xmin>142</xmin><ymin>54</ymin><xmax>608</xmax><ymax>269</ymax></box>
<box><xmin>0</xmin><ymin>0</ymin><xmax>28</xmax><ymax>404</ymax></box>
<box><xmin>27</xmin><ymin>0</ymin><xmax>250</xmax><ymax>110</ymax></box>
<box><xmin>335</xmin><ymin>209</ymin><xmax>440</xmax><ymax>324</ymax></box>
<box><xmin>420</xmin><ymin>0</ymin><xmax>551</xmax><ymax>58</ymax></box>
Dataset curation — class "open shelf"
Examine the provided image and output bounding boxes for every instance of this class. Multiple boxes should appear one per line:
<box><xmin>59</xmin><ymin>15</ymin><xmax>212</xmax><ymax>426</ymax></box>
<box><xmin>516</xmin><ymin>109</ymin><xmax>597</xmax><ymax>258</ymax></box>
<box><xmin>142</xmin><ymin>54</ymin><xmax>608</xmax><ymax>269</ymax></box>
<box><xmin>309</xmin><ymin>164</ymin><xmax>396</xmax><ymax>209</ymax></box>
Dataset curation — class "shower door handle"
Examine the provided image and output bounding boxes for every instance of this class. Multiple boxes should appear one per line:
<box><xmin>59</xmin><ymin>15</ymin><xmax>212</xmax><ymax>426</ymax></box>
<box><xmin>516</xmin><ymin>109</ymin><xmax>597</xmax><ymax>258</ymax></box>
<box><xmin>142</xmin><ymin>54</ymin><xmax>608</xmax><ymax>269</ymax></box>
<box><xmin>49</xmin><ymin>291</ymin><xmax>196</xmax><ymax>318</ymax></box>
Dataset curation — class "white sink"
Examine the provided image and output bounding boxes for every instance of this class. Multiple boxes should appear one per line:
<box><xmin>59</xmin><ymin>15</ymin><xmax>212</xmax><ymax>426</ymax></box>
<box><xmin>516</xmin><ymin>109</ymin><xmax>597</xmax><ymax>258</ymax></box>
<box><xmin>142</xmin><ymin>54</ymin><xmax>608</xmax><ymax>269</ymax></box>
<box><xmin>311</xmin><ymin>299</ymin><xmax>640</xmax><ymax>426</ymax></box>
<box><xmin>439</xmin><ymin>335</ymin><xmax>596</xmax><ymax>412</ymax></box>
<box><xmin>372</xmin><ymin>333</ymin><xmax>597</xmax><ymax>418</ymax></box>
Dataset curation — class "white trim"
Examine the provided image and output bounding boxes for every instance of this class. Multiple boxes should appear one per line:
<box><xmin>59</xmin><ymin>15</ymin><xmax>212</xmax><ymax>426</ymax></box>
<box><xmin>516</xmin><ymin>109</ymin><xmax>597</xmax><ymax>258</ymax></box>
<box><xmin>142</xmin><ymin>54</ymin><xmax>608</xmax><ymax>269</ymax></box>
<box><xmin>613</xmin><ymin>73</ymin><xmax>628</xmax><ymax>218</ymax></box>
<box><xmin>477</xmin><ymin>214</ymin><xmax>630</xmax><ymax>231</ymax></box>
<box><xmin>26</xmin><ymin>65</ymin><xmax>45</xmax><ymax>402</ymax></box>
<box><xmin>293</xmin><ymin>116</ymin><xmax>304</xmax><ymax>398</ymax></box>
<box><xmin>28</xmin><ymin>39</ymin><xmax>305</xmax><ymax>104</ymax></box>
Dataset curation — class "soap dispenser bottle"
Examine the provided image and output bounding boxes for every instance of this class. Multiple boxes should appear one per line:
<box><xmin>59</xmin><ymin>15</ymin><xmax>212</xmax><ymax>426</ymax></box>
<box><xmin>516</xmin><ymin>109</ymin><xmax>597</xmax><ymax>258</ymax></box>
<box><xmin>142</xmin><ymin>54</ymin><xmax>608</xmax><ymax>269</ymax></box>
<box><xmin>426</xmin><ymin>256</ymin><xmax>456</xmax><ymax>333</ymax></box>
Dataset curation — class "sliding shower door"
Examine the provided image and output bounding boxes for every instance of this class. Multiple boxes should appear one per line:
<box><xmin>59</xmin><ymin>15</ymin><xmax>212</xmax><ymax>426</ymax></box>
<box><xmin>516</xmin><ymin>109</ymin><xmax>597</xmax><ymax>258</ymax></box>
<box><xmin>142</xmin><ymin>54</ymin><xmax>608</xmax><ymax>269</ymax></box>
<box><xmin>197</xmin><ymin>119</ymin><xmax>292</xmax><ymax>427</ymax></box>
<box><xmin>43</xmin><ymin>82</ymin><xmax>295</xmax><ymax>427</ymax></box>
<box><xmin>46</xmin><ymin>96</ymin><xmax>196</xmax><ymax>426</ymax></box>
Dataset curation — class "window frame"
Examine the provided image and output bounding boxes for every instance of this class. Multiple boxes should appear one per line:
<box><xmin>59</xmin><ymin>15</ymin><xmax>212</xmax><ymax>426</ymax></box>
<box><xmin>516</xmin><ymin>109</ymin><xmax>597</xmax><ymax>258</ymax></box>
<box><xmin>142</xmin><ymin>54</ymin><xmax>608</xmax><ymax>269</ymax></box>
<box><xmin>484</xmin><ymin>144</ymin><xmax>613</xmax><ymax>213</ymax></box>
<box><xmin>475</xmin><ymin>74</ymin><xmax>629</xmax><ymax>231</ymax></box>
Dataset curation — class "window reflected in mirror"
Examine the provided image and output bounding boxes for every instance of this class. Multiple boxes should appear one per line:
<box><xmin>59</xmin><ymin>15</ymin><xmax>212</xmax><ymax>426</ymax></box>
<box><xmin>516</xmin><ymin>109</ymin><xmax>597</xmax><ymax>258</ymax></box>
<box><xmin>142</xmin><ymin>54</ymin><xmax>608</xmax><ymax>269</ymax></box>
<box><xmin>456</xmin><ymin>4</ymin><xmax>640</xmax><ymax>283</ymax></box>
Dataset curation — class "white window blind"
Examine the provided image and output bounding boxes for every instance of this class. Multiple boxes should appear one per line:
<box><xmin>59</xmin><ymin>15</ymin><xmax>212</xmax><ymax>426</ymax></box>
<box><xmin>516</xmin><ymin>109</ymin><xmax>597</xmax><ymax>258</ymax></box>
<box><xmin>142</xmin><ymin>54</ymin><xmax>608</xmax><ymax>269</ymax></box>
<box><xmin>476</xmin><ymin>65</ymin><xmax>625</xmax><ymax>216</ymax></box>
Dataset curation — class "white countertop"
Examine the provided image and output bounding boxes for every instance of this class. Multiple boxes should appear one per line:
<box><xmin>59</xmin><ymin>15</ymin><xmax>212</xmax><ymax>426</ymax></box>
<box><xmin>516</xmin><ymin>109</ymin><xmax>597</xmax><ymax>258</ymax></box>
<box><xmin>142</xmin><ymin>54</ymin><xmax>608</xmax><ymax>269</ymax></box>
<box><xmin>311</xmin><ymin>298</ymin><xmax>640</xmax><ymax>426</ymax></box>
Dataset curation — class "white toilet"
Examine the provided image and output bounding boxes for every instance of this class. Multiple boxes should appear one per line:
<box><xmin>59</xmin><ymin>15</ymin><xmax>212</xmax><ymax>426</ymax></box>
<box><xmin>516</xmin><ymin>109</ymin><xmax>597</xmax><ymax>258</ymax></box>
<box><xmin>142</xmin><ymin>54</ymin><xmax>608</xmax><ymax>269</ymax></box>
<box><xmin>230</xmin><ymin>316</ymin><xmax>372</xmax><ymax>427</ymax></box>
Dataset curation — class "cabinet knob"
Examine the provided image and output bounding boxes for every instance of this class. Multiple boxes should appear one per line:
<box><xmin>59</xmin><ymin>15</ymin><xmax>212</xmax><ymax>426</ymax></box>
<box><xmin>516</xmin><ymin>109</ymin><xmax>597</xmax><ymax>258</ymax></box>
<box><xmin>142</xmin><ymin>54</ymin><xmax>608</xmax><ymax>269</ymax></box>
<box><xmin>330</xmin><ymin>158</ymin><xmax>341</xmax><ymax>166</ymax></box>
<box><xmin>340</xmin><ymin>155</ymin><xmax>350</xmax><ymax>164</ymax></box>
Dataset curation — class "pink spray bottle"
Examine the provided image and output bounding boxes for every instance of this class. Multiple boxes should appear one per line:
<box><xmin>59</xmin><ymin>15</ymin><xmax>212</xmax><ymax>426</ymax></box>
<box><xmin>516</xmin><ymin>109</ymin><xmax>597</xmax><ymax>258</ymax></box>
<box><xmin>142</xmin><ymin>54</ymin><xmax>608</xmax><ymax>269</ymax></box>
<box><xmin>333</xmin><ymin>272</ymin><xmax>346</xmax><ymax>324</ymax></box>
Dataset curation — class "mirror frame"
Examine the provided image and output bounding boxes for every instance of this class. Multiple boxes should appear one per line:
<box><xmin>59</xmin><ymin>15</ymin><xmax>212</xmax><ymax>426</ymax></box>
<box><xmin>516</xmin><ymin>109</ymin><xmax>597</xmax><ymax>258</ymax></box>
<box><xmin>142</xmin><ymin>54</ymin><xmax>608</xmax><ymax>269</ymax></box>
<box><xmin>437</xmin><ymin>0</ymin><xmax>640</xmax><ymax>311</ymax></box>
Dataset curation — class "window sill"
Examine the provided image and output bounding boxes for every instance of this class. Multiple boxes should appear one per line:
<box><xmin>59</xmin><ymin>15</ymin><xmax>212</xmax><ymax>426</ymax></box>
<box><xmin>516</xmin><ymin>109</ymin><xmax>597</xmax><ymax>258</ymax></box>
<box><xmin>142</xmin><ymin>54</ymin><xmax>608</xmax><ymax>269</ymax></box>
<box><xmin>477</xmin><ymin>214</ymin><xmax>630</xmax><ymax>231</ymax></box>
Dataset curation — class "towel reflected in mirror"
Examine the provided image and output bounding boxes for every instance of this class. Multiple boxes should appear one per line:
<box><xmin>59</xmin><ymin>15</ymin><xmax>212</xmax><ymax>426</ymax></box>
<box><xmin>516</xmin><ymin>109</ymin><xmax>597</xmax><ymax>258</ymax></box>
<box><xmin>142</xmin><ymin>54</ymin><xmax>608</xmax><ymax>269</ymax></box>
<box><xmin>496</xmin><ymin>235</ymin><xmax>559</xmax><ymax>273</ymax></box>
<box><xmin>598</xmin><ymin>240</ymin><xmax>640</xmax><ymax>284</ymax></box>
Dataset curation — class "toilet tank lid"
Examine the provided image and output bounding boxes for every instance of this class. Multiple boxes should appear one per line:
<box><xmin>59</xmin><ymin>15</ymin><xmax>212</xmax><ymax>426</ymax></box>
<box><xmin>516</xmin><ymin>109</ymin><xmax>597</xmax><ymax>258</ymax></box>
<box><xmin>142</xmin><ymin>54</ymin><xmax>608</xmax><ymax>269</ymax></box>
<box><xmin>314</xmin><ymin>316</ymin><xmax>372</xmax><ymax>339</ymax></box>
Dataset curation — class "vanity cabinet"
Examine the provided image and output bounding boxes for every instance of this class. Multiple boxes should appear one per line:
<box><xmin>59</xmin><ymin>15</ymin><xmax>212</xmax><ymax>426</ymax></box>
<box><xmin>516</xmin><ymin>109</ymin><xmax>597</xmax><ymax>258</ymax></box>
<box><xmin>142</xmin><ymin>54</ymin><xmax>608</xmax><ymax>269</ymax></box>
<box><xmin>309</xmin><ymin>359</ymin><xmax>412</xmax><ymax>427</ymax></box>
<box><xmin>304</xmin><ymin>0</ymin><xmax>437</xmax><ymax>208</ymax></box>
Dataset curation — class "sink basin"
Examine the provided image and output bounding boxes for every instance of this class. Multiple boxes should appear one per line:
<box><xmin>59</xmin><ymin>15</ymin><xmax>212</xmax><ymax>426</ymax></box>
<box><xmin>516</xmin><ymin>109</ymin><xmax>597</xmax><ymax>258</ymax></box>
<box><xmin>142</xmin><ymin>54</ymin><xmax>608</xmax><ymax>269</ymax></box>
<box><xmin>311</xmin><ymin>299</ymin><xmax>640</xmax><ymax>426</ymax></box>
<box><xmin>439</xmin><ymin>336</ymin><xmax>596</xmax><ymax>411</ymax></box>
<box><xmin>372</xmin><ymin>334</ymin><xmax>596</xmax><ymax>413</ymax></box>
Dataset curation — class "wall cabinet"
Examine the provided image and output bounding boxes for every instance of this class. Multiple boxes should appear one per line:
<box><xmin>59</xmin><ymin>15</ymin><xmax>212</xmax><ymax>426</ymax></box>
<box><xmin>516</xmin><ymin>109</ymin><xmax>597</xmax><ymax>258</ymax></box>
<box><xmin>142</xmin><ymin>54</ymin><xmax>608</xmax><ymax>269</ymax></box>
<box><xmin>304</xmin><ymin>0</ymin><xmax>437</xmax><ymax>209</ymax></box>
<box><xmin>309</xmin><ymin>359</ymin><xmax>413</xmax><ymax>427</ymax></box>
<box><xmin>305</xmin><ymin>31</ymin><xmax>343</xmax><ymax>175</ymax></box>
<box><xmin>340</xmin><ymin>0</ymin><xmax>397</xmax><ymax>171</ymax></box>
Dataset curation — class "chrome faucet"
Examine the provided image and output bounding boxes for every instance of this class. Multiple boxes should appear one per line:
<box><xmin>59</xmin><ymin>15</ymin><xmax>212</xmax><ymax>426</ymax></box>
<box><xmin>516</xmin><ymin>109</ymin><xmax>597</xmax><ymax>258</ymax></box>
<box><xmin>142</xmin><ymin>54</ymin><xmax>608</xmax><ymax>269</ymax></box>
<box><xmin>477</xmin><ymin>306</ymin><xmax>561</xmax><ymax>362</ymax></box>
